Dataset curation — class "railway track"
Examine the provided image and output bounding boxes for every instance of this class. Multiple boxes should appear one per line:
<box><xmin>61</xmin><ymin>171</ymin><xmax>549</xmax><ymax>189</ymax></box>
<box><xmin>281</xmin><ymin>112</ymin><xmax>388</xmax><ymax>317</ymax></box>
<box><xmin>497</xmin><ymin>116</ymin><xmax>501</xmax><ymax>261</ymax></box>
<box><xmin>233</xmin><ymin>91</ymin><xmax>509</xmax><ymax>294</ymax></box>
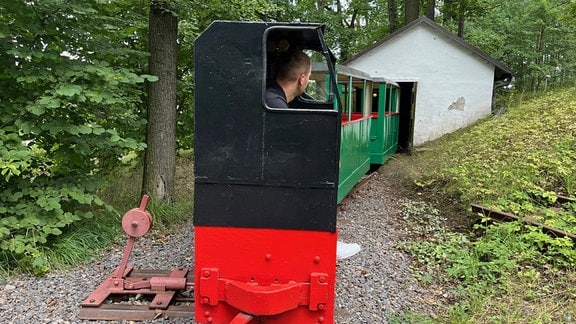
<box><xmin>339</xmin><ymin>169</ymin><xmax>380</xmax><ymax>206</ymax></box>
<box><xmin>472</xmin><ymin>194</ymin><xmax>576</xmax><ymax>241</ymax></box>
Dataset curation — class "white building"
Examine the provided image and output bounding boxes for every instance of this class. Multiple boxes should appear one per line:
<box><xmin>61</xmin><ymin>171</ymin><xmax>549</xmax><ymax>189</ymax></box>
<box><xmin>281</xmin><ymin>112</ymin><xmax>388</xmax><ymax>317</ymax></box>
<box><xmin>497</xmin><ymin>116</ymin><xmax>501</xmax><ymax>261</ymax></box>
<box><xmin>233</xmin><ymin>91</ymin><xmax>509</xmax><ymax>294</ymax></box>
<box><xmin>344</xmin><ymin>16</ymin><xmax>513</xmax><ymax>149</ymax></box>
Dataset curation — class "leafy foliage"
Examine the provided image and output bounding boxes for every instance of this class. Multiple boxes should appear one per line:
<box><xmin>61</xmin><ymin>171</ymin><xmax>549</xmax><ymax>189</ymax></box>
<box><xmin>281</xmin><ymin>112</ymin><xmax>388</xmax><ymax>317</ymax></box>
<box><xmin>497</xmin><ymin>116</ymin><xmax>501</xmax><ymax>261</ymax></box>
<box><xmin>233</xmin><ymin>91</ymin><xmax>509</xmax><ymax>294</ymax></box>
<box><xmin>174</xmin><ymin>0</ymin><xmax>280</xmax><ymax>150</ymax></box>
<box><xmin>466</xmin><ymin>0</ymin><xmax>576</xmax><ymax>92</ymax></box>
<box><xmin>397</xmin><ymin>201</ymin><xmax>522</xmax><ymax>294</ymax></box>
<box><xmin>273</xmin><ymin>0</ymin><xmax>393</xmax><ymax>61</ymax></box>
<box><xmin>0</xmin><ymin>0</ymin><xmax>150</xmax><ymax>274</ymax></box>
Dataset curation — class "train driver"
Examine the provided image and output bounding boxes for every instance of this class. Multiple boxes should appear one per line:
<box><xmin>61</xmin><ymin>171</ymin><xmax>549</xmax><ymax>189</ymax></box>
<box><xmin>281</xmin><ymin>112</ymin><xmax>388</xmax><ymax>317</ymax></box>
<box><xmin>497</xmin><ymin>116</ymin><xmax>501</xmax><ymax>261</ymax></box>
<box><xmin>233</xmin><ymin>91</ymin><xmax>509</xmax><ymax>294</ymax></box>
<box><xmin>264</xmin><ymin>49</ymin><xmax>362</xmax><ymax>260</ymax></box>
<box><xmin>265</xmin><ymin>50</ymin><xmax>312</xmax><ymax>108</ymax></box>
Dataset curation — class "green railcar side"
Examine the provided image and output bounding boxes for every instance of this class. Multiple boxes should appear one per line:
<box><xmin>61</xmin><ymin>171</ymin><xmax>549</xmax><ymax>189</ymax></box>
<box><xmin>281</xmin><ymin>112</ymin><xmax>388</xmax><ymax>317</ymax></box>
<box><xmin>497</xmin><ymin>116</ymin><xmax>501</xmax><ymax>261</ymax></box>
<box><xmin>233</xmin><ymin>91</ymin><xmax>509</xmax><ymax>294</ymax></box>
<box><xmin>369</xmin><ymin>81</ymin><xmax>400</xmax><ymax>165</ymax></box>
<box><xmin>336</xmin><ymin>76</ymin><xmax>372</xmax><ymax>203</ymax></box>
<box><xmin>310</xmin><ymin>65</ymin><xmax>399</xmax><ymax>203</ymax></box>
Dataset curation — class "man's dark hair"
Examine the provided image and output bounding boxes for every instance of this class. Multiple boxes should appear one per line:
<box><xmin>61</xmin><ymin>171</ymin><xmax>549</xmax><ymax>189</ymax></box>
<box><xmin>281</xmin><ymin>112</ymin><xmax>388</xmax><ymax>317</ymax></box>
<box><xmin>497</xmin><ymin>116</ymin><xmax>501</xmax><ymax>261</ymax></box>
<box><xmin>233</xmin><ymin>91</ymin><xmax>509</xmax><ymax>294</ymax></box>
<box><xmin>276</xmin><ymin>51</ymin><xmax>311</xmax><ymax>82</ymax></box>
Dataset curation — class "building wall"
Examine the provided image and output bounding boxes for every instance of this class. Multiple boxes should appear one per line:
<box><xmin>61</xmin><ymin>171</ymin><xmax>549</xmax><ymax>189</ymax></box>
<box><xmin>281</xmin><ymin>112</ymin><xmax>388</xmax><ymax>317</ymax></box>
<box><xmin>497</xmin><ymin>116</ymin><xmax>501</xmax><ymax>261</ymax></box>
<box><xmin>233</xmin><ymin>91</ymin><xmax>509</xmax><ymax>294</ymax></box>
<box><xmin>346</xmin><ymin>25</ymin><xmax>496</xmax><ymax>146</ymax></box>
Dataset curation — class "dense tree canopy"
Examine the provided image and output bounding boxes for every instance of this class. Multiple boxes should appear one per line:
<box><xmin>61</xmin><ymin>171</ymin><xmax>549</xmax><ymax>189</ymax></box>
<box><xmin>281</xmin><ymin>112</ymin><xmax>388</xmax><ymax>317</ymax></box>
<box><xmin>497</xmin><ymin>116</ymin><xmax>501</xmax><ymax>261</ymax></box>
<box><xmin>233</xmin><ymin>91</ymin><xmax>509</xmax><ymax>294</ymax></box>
<box><xmin>2</xmin><ymin>0</ymin><xmax>576</xmax><ymax>273</ymax></box>
<box><xmin>0</xmin><ymin>0</ymin><xmax>154</xmax><ymax>272</ymax></box>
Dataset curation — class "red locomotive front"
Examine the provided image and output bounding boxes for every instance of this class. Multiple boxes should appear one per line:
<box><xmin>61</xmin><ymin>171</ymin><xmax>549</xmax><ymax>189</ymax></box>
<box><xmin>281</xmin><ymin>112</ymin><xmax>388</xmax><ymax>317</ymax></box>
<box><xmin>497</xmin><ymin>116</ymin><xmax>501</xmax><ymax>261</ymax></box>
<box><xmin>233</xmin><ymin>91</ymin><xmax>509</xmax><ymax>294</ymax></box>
<box><xmin>193</xmin><ymin>21</ymin><xmax>343</xmax><ymax>323</ymax></box>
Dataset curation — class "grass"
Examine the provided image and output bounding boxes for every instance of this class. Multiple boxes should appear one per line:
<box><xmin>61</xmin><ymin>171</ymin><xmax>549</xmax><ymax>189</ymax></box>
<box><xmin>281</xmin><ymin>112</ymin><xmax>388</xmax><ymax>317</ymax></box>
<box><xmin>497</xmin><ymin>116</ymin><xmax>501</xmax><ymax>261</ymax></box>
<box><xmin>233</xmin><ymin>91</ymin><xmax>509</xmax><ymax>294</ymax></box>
<box><xmin>389</xmin><ymin>86</ymin><xmax>576</xmax><ymax>322</ymax></box>
<box><xmin>36</xmin><ymin>153</ymin><xmax>195</xmax><ymax>273</ymax></box>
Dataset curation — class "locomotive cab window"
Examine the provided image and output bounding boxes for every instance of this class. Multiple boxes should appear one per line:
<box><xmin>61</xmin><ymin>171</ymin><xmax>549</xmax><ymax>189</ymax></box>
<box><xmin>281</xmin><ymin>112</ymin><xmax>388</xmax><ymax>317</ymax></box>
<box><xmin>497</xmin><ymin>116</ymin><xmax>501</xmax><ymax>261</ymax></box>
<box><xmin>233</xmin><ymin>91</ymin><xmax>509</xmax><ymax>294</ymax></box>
<box><xmin>264</xmin><ymin>27</ymin><xmax>337</xmax><ymax>111</ymax></box>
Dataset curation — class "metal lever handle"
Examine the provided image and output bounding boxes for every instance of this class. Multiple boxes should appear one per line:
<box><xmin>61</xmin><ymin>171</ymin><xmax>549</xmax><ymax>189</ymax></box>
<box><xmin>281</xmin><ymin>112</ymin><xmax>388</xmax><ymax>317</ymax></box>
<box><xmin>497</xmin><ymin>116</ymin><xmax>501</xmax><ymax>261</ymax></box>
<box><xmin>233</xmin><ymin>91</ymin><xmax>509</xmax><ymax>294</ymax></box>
<box><xmin>113</xmin><ymin>195</ymin><xmax>153</xmax><ymax>279</ymax></box>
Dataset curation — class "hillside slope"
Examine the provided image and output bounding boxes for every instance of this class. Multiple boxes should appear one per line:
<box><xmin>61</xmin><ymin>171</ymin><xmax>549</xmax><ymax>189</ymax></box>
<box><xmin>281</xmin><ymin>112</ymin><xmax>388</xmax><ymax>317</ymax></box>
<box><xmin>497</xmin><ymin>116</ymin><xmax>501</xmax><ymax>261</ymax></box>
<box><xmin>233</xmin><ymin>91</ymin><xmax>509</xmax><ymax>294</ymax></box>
<box><xmin>387</xmin><ymin>87</ymin><xmax>576</xmax><ymax>322</ymax></box>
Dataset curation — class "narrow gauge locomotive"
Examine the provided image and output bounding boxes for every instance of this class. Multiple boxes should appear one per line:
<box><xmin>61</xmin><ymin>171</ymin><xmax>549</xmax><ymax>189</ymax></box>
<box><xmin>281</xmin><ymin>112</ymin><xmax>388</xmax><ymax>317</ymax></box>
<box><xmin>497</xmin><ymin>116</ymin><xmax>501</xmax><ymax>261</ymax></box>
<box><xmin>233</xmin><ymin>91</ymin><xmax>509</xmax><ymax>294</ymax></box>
<box><xmin>79</xmin><ymin>21</ymin><xmax>400</xmax><ymax>324</ymax></box>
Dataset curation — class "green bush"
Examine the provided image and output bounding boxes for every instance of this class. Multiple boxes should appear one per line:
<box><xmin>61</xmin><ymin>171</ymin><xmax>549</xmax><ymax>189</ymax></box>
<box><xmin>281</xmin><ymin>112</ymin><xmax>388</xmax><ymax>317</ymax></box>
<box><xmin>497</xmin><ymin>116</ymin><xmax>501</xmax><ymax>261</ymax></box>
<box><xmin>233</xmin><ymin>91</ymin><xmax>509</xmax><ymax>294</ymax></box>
<box><xmin>0</xmin><ymin>1</ymin><xmax>153</xmax><ymax>275</ymax></box>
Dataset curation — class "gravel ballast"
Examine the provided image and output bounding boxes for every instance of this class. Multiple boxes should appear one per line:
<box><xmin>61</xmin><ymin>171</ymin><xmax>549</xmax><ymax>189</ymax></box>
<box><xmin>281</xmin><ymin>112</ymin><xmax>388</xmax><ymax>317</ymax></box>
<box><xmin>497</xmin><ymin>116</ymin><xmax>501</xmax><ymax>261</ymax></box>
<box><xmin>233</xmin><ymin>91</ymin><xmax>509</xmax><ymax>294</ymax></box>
<box><xmin>0</xmin><ymin>166</ymin><xmax>444</xmax><ymax>323</ymax></box>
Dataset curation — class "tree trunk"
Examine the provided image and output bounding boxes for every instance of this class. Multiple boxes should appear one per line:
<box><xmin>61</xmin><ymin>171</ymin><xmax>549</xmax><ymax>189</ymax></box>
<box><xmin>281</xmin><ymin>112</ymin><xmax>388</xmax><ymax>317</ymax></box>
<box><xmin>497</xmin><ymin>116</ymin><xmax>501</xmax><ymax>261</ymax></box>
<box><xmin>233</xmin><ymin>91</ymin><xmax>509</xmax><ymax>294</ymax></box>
<box><xmin>425</xmin><ymin>0</ymin><xmax>435</xmax><ymax>20</ymax></box>
<box><xmin>457</xmin><ymin>1</ymin><xmax>466</xmax><ymax>38</ymax></box>
<box><xmin>388</xmin><ymin>0</ymin><xmax>397</xmax><ymax>32</ymax></box>
<box><xmin>142</xmin><ymin>1</ymin><xmax>178</xmax><ymax>202</ymax></box>
<box><xmin>404</xmin><ymin>0</ymin><xmax>419</xmax><ymax>25</ymax></box>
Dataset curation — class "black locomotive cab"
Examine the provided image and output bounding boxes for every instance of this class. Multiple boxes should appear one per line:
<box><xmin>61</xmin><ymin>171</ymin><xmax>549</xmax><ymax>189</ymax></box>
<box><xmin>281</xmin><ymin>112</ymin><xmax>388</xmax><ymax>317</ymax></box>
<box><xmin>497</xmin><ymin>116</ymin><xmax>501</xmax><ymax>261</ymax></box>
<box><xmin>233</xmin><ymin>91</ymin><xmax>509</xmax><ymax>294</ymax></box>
<box><xmin>194</xmin><ymin>21</ymin><xmax>343</xmax><ymax>232</ymax></box>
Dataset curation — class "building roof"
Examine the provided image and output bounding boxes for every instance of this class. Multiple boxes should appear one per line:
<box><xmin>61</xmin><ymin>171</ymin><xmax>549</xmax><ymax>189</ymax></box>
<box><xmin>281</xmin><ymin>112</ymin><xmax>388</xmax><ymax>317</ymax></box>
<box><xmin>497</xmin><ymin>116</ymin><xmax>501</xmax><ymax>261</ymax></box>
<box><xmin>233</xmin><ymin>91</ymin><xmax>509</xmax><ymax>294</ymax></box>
<box><xmin>343</xmin><ymin>16</ymin><xmax>513</xmax><ymax>82</ymax></box>
<box><xmin>311</xmin><ymin>62</ymin><xmax>371</xmax><ymax>79</ymax></box>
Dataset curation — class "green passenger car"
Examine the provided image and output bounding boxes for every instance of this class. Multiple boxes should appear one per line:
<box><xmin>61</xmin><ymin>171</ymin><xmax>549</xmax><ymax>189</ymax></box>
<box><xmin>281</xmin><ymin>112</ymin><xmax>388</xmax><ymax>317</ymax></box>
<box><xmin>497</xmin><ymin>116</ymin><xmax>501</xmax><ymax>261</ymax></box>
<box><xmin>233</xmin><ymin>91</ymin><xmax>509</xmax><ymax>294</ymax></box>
<box><xmin>370</xmin><ymin>78</ymin><xmax>400</xmax><ymax>165</ymax></box>
<box><xmin>308</xmin><ymin>65</ymin><xmax>400</xmax><ymax>203</ymax></box>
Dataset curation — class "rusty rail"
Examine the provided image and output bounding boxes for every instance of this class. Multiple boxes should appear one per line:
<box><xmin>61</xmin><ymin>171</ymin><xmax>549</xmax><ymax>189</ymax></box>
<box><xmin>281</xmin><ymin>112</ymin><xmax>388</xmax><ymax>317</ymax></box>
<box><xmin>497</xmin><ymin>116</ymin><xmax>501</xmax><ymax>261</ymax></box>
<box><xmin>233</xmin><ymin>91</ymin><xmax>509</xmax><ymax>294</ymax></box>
<box><xmin>471</xmin><ymin>196</ymin><xmax>576</xmax><ymax>242</ymax></box>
